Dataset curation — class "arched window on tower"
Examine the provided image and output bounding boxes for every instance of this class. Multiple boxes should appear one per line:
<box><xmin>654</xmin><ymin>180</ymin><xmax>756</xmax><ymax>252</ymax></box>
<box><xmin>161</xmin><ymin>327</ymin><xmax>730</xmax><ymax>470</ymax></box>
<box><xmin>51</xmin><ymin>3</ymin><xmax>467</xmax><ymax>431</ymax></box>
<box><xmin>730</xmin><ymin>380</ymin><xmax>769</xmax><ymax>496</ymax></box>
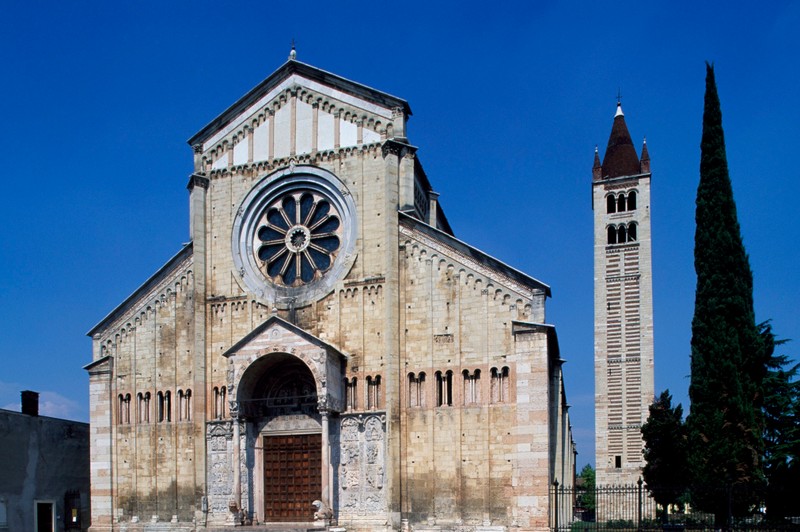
<box><xmin>627</xmin><ymin>190</ymin><xmax>637</xmax><ymax>210</ymax></box>
<box><xmin>606</xmin><ymin>194</ymin><xmax>617</xmax><ymax>214</ymax></box>
<box><xmin>618</xmin><ymin>225</ymin><xmax>627</xmax><ymax>243</ymax></box>
<box><xmin>617</xmin><ymin>194</ymin><xmax>627</xmax><ymax>212</ymax></box>
<box><xmin>607</xmin><ymin>225</ymin><xmax>618</xmax><ymax>245</ymax></box>
<box><xmin>627</xmin><ymin>222</ymin><xmax>637</xmax><ymax>242</ymax></box>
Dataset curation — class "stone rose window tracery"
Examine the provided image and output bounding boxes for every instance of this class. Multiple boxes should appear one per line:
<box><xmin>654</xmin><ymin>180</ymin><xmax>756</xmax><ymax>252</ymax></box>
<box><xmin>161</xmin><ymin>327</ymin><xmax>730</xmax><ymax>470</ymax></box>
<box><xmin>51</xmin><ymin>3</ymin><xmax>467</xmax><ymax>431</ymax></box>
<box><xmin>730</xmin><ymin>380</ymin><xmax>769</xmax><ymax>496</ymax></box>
<box><xmin>232</xmin><ymin>165</ymin><xmax>358</xmax><ymax>306</ymax></box>
<box><xmin>254</xmin><ymin>191</ymin><xmax>342</xmax><ymax>287</ymax></box>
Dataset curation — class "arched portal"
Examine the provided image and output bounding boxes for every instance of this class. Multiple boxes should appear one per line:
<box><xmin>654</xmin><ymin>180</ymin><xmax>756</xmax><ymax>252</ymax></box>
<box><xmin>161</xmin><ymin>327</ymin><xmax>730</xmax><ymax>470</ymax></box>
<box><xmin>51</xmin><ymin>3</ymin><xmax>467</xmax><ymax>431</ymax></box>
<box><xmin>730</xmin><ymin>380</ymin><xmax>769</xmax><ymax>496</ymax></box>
<box><xmin>237</xmin><ymin>354</ymin><xmax>323</xmax><ymax>524</ymax></box>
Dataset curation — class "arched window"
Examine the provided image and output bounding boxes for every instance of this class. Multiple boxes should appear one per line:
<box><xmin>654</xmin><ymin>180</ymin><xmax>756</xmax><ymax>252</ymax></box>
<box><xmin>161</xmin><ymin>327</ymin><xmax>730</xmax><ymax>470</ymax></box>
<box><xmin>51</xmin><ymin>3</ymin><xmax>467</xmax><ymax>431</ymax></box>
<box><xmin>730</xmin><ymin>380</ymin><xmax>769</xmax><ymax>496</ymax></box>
<box><xmin>345</xmin><ymin>377</ymin><xmax>358</xmax><ymax>411</ymax></box>
<box><xmin>617</xmin><ymin>194</ymin><xmax>626</xmax><ymax>212</ymax></box>
<box><xmin>627</xmin><ymin>190</ymin><xmax>637</xmax><ymax>210</ymax></box>
<box><xmin>367</xmin><ymin>375</ymin><xmax>381</xmax><ymax>410</ymax></box>
<box><xmin>607</xmin><ymin>226</ymin><xmax>617</xmax><ymax>245</ymax></box>
<box><xmin>212</xmin><ymin>386</ymin><xmax>227</xmax><ymax>420</ymax></box>
<box><xmin>618</xmin><ymin>225</ymin><xmax>627</xmax><ymax>243</ymax></box>
<box><xmin>157</xmin><ymin>391</ymin><xmax>165</xmax><ymax>423</ymax></box>
<box><xmin>491</xmin><ymin>367</ymin><xmax>510</xmax><ymax>403</ymax></box>
<box><xmin>627</xmin><ymin>222</ymin><xmax>637</xmax><ymax>242</ymax></box>
<box><xmin>177</xmin><ymin>390</ymin><xmax>185</xmax><ymax>421</ymax></box>
<box><xmin>164</xmin><ymin>391</ymin><xmax>171</xmax><ymax>422</ymax></box>
<box><xmin>408</xmin><ymin>372</ymin><xmax>426</xmax><ymax>407</ymax></box>
<box><xmin>436</xmin><ymin>370</ymin><xmax>453</xmax><ymax>407</ymax></box>
<box><xmin>606</xmin><ymin>195</ymin><xmax>616</xmax><ymax>214</ymax></box>
<box><xmin>463</xmin><ymin>369</ymin><xmax>481</xmax><ymax>405</ymax></box>
<box><xmin>138</xmin><ymin>392</ymin><xmax>151</xmax><ymax>423</ymax></box>
<box><xmin>118</xmin><ymin>394</ymin><xmax>131</xmax><ymax>425</ymax></box>
<box><xmin>182</xmin><ymin>389</ymin><xmax>192</xmax><ymax>421</ymax></box>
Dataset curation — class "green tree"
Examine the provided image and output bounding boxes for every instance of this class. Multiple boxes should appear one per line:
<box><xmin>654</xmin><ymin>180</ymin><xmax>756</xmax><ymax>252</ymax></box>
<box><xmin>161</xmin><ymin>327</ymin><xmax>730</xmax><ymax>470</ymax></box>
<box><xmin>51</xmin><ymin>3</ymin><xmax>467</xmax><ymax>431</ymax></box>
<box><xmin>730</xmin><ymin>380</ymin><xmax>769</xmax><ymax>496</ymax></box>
<box><xmin>641</xmin><ymin>390</ymin><xmax>688</xmax><ymax>521</ymax></box>
<box><xmin>577</xmin><ymin>463</ymin><xmax>596</xmax><ymax>520</ymax></box>
<box><xmin>686</xmin><ymin>63</ymin><xmax>770</xmax><ymax>527</ymax></box>
<box><xmin>760</xmin><ymin>323</ymin><xmax>799</xmax><ymax>522</ymax></box>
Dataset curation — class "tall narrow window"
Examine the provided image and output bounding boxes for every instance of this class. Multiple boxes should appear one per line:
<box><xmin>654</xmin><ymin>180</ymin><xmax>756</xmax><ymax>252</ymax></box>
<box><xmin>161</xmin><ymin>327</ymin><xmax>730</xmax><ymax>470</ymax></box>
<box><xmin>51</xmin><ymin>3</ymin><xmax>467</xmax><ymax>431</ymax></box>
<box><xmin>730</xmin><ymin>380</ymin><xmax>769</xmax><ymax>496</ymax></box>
<box><xmin>606</xmin><ymin>195</ymin><xmax>616</xmax><ymax>214</ymax></box>
<box><xmin>123</xmin><ymin>394</ymin><xmax>131</xmax><ymax>424</ymax></box>
<box><xmin>618</xmin><ymin>225</ymin><xmax>627</xmax><ymax>243</ymax></box>
<box><xmin>367</xmin><ymin>375</ymin><xmax>381</xmax><ymax>410</ymax></box>
<box><xmin>164</xmin><ymin>391</ymin><xmax>171</xmax><ymax>422</ymax></box>
<box><xmin>213</xmin><ymin>386</ymin><xmax>227</xmax><ymax>420</ymax></box>
<box><xmin>607</xmin><ymin>226</ymin><xmax>617</xmax><ymax>245</ymax></box>
<box><xmin>408</xmin><ymin>372</ymin><xmax>426</xmax><ymax>407</ymax></box>
<box><xmin>157</xmin><ymin>392</ymin><xmax>165</xmax><ymax>423</ymax></box>
<box><xmin>463</xmin><ymin>369</ymin><xmax>481</xmax><ymax>405</ymax></box>
<box><xmin>183</xmin><ymin>389</ymin><xmax>192</xmax><ymax>421</ymax></box>
<box><xmin>436</xmin><ymin>371</ymin><xmax>453</xmax><ymax>407</ymax></box>
<box><xmin>345</xmin><ymin>378</ymin><xmax>358</xmax><ymax>411</ymax></box>
<box><xmin>617</xmin><ymin>194</ymin><xmax>626</xmax><ymax>212</ymax></box>
<box><xmin>138</xmin><ymin>392</ymin><xmax>151</xmax><ymax>423</ymax></box>
<box><xmin>491</xmin><ymin>367</ymin><xmax>510</xmax><ymax>403</ymax></box>
<box><xmin>627</xmin><ymin>222</ymin><xmax>637</xmax><ymax>242</ymax></box>
<box><xmin>177</xmin><ymin>390</ymin><xmax>185</xmax><ymax>421</ymax></box>
<box><xmin>627</xmin><ymin>190</ymin><xmax>637</xmax><ymax>210</ymax></box>
<box><xmin>117</xmin><ymin>394</ymin><xmax>131</xmax><ymax>425</ymax></box>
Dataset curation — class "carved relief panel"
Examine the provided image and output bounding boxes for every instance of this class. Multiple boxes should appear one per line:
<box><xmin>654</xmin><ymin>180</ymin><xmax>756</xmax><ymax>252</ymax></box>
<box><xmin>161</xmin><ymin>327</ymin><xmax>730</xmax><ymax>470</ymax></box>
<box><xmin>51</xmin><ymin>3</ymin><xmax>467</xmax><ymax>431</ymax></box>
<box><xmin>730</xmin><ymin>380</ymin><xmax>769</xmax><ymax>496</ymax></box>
<box><xmin>332</xmin><ymin>413</ymin><xmax>386</xmax><ymax>516</ymax></box>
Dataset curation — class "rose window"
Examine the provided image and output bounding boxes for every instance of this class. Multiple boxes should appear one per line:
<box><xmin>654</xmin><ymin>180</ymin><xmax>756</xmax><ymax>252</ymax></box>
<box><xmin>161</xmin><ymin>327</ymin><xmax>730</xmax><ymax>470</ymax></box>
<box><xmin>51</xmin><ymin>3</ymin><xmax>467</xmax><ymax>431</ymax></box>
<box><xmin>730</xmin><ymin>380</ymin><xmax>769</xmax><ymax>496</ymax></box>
<box><xmin>233</xmin><ymin>165</ymin><xmax>357</xmax><ymax>306</ymax></box>
<box><xmin>253</xmin><ymin>190</ymin><xmax>342</xmax><ymax>286</ymax></box>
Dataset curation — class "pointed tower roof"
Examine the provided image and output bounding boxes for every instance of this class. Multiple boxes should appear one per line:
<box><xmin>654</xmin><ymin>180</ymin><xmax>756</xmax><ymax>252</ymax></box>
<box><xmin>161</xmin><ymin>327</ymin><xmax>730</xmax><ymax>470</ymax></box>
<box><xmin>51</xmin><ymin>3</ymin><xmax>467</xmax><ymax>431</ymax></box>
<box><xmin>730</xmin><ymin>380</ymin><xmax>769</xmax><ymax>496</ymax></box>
<box><xmin>601</xmin><ymin>102</ymin><xmax>641</xmax><ymax>178</ymax></box>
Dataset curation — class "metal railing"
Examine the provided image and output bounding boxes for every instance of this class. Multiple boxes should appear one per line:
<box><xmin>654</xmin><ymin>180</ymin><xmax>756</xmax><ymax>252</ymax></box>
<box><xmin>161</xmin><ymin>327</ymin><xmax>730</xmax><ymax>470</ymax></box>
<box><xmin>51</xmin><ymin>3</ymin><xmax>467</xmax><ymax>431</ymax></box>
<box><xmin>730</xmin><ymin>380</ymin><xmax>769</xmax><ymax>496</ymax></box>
<box><xmin>550</xmin><ymin>481</ymin><xmax>798</xmax><ymax>531</ymax></box>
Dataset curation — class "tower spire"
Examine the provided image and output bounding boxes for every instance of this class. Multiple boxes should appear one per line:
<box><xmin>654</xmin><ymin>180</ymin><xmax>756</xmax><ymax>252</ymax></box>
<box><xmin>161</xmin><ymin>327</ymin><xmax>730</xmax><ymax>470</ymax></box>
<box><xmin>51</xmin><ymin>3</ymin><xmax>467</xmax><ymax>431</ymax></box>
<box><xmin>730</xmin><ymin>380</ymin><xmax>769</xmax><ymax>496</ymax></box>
<box><xmin>601</xmin><ymin>102</ymin><xmax>640</xmax><ymax>178</ymax></box>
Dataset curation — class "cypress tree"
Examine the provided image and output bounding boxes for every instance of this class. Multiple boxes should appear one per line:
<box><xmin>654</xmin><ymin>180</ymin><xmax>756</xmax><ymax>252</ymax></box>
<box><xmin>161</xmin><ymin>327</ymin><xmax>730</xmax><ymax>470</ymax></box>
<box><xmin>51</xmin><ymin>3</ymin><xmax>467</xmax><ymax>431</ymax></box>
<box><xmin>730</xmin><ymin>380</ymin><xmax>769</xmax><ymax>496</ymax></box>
<box><xmin>686</xmin><ymin>63</ymin><xmax>769</xmax><ymax>527</ymax></box>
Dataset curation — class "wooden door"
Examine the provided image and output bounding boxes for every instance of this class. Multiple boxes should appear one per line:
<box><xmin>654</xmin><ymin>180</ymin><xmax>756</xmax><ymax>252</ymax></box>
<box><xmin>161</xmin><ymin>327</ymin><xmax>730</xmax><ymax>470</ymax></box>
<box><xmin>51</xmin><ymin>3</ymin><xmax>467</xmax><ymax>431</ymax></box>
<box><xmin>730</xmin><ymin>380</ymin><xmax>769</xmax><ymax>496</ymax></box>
<box><xmin>263</xmin><ymin>433</ymin><xmax>321</xmax><ymax>521</ymax></box>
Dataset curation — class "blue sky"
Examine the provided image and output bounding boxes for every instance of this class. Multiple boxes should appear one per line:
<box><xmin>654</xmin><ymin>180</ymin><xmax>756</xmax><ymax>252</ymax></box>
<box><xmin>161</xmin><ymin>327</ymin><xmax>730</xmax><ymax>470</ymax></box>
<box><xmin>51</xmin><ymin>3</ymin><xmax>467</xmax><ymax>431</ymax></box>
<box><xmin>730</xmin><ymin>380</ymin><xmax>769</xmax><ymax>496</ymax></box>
<box><xmin>1</xmin><ymin>2</ymin><xmax>798</xmax><ymax>468</ymax></box>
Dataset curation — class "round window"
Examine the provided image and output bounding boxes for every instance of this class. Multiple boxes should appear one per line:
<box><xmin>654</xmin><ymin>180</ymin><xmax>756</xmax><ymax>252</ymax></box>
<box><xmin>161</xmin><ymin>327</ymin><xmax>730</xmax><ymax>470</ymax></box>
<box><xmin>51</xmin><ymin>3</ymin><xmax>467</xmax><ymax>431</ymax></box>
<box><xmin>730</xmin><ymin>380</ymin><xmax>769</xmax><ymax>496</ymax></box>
<box><xmin>232</xmin><ymin>165</ymin><xmax>357</xmax><ymax>306</ymax></box>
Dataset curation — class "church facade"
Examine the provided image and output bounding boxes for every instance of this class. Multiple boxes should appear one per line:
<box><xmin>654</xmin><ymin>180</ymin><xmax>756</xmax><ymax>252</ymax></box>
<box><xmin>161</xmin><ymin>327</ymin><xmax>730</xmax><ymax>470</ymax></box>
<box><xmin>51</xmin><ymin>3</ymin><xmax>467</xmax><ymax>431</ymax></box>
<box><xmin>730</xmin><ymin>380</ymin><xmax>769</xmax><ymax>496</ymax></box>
<box><xmin>85</xmin><ymin>54</ymin><xmax>575</xmax><ymax>532</ymax></box>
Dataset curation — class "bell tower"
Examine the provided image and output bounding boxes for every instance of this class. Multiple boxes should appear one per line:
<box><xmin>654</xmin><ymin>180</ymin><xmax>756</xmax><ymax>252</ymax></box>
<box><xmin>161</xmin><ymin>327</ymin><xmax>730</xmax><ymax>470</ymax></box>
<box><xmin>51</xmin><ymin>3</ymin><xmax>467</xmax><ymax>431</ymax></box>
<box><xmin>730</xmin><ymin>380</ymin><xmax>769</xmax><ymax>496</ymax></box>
<box><xmin>592</xmin><ymin>102</ymin><xmax>655</xmax><ymax>487</ymax></box>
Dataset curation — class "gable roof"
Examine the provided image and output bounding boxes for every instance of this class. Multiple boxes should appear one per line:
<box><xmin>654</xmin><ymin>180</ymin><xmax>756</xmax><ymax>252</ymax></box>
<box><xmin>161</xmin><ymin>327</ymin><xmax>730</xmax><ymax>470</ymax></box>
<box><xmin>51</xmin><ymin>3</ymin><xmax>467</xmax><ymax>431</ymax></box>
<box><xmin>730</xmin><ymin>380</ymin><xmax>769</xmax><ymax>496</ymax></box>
<box><xmin>188</xmin><ymin>59</ymin><xmax>412</xmax><ymax>147</ymax></box>
<box><xmin>221</xmin><ymin>314</ymin><xmax>347</xmax><ymax>359</ymax></box>
<box><xmin>86</xmin><ymin>243</ymin><xmax>193</xmax><ymax>337</ymax></box>
<box><xmin>399</xmin><ymin>212</ymin><xmax>551</xmax><ymax>297</ymax></box>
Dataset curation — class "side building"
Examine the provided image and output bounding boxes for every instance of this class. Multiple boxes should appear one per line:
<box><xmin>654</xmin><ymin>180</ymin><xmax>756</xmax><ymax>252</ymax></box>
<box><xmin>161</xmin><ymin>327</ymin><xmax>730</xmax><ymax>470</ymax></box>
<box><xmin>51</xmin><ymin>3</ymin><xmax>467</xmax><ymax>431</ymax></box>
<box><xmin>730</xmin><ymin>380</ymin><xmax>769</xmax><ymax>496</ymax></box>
<box><xmin>85</xmin><ymin>53</ymin><xmax>576</xmax><ymax>532</ymax></box>
<box><xmin>592</xmin><ymin>103</ymin><xmax>655</xmax><ymax>487</ymax></box>
<box><xmin>0</xmin><ymin>391</ymin><xmax>90</xmax><ymax>532</ymax></box>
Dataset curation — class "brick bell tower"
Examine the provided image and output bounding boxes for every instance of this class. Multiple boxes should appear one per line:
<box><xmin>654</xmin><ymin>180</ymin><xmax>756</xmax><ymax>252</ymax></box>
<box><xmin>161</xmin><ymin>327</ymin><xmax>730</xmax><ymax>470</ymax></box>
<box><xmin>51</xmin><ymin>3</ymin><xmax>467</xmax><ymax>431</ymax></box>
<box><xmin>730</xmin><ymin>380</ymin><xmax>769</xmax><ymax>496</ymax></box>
<box><xmin>592</xmin><ymin>102</ymin><xmax>655</xmax><ymax>488</ymax></box>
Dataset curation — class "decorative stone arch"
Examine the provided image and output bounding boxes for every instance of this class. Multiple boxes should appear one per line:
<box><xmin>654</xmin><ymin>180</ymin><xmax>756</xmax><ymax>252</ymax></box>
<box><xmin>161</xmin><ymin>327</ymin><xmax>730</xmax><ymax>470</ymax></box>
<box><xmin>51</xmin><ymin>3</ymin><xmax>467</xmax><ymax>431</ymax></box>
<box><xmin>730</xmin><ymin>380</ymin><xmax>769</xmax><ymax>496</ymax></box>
<box><xmin>218</xmin><ymin>315</ymin><xmax>346</xmax><ymax>526</ymax></box>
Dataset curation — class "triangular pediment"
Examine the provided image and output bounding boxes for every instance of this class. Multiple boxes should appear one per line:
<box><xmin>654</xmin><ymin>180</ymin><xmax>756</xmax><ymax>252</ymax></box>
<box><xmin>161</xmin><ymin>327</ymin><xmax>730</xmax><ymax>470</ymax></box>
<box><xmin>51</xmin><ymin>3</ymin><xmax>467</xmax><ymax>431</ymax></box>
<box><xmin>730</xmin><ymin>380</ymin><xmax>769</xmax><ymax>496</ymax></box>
<box><xmin>222</xmin><ymin>315</ymin><xmax>346</xmax><ymax>360</ymax></box>
<box><xmin>188</xmin><ymin>60</ymin><xmax>411</xmax><ymax>170</ymax></box>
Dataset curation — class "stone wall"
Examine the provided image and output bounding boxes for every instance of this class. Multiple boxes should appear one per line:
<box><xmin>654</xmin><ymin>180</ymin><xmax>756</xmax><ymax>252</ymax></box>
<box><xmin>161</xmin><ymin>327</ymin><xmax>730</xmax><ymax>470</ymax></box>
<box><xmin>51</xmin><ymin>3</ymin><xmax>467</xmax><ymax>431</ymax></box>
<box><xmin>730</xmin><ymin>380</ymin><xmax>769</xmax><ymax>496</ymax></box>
<box><xmin>0</xmin><ymin>409</ymin><xmax>90</xmax><ymax>531</ymax></box>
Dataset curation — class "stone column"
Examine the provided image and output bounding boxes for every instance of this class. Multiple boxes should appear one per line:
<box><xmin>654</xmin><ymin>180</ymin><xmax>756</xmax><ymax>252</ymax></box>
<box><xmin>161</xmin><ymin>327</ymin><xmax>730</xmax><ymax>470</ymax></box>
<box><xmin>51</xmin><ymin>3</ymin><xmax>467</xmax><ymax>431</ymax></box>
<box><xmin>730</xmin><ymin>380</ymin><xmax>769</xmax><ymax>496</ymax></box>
<box><xmin>321</xmin><ymin>409</ymin><xmax>331</xmax><ymax>505</ymax></box>
<box><xmin>232</xmin><ymin>416</ymin><xmax>241</xmax><ymax>513</ymax></box>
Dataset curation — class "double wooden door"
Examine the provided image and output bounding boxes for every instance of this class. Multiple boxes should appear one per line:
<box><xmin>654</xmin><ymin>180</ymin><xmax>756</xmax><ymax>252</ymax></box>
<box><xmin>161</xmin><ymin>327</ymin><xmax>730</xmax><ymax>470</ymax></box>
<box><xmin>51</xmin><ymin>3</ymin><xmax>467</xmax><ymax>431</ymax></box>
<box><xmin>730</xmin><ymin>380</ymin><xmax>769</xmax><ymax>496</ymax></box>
<box><xmin>263</xmin><ymin>433</ymin><xmax>321</xmax><ymax>521</ymax></box>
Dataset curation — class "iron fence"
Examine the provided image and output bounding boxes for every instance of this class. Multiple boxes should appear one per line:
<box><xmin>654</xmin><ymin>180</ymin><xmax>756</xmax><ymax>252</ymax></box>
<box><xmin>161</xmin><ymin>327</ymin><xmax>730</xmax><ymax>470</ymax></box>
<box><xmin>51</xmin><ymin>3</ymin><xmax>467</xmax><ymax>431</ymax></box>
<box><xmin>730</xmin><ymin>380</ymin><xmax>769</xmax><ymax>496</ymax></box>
<box><xmin>551</xmin><ymin>481</ymin><xmax>799</xmax><ymax>531</ymax></box>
